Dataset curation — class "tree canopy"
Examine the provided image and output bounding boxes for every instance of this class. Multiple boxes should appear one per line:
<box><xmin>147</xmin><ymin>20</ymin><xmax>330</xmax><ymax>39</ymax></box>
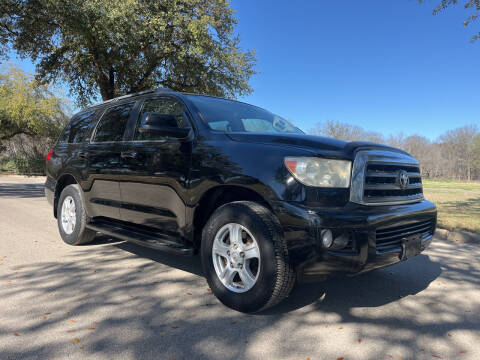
<box><xmin>0</xmin><ymin>65</ymin><xmax>68</xmax><ymax>143</ymax></box>
<box><xmin>0</xmin><ymin>0</ymin><xmax>256</xmax><ymax>106</ymax></box>
<box><xmin>420</xmin><ymin>0</ymin><xmax>480</xmax><ymax>42</ymax></box>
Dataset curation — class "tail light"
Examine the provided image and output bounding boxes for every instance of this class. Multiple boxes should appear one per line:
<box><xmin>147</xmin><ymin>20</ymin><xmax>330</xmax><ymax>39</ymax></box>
<box><xmin>46</xmin><ymin>149</ymin><xmax>54</xmax><ymax>163</ymax></box>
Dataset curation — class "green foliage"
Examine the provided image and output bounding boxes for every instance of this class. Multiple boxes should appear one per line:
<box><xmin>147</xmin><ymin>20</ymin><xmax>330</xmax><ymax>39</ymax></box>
<box><xmin>12</xmin><ymin>156</ymin><xmax>45</xmax><ymax>175</ymax></box>
<box><xmin>0</xmin><ymin>65</ymin><xmax>69</xmax><ymax>143</ymax></box>
<box><xmin>0</xmin><ymin>157</ymin><xmax>13</xmax><ymax>173</ymax></box>
<box><xmin>0</xmin><ymin>0</ymin><xmax>256</xmax><ymax>106</ymax></box>
<box><xmin>0</xmin><ymin>156</ymin><xmax>44</xmax><ymax>175</ymax></box>
<box><xmin>420</xmin><ymin>0</ymin><xmax>480</xmax><ymax>42</ymax></box>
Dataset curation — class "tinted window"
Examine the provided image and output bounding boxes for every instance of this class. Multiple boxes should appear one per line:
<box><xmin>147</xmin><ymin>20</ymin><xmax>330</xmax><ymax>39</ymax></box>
<box><xmin>134</xmin><ymin>97</ymin><xmax>191</xmax><ymax>141</ymax></box>
<box><xmin>93</xmin><ymin>103</ymin><xmax>134</xmax><ymax>142</ymax></box>
<box><xmin>242</xmin><ymin>118</ymin><xmax>276</xmax><ymax>132</ymax></box>
<box><xmin>57</xmin><ymin>123</ymin><xmax>71</xmax><ymax>144</ymax></box>
<box><xmin>185</xmin><ymin>95</ymin><xmax>302</xmax><ymax>134</ymax></box>
<box><xmin>69</xmin><ymin>110</ymin><xmax>99</xmax><ymax>143</ymax></box>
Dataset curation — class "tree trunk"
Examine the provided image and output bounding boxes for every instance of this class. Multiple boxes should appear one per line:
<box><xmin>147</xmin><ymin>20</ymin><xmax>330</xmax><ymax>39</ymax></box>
<box><xmin>91</xmin><ymin>49</ymin><xmax>115</xmax><ymax>100</ymax></box>
<box><xmin>96</xmin><ymin>68</ymin><xmax>115</xmax><ymax>101</ymax></box>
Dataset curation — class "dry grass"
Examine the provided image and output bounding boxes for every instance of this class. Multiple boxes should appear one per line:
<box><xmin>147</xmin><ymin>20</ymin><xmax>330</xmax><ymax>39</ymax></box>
<box><xmin>423</xmin><ymin>179</ymin><xmax>480</xmax><ymax>233</ymax></box>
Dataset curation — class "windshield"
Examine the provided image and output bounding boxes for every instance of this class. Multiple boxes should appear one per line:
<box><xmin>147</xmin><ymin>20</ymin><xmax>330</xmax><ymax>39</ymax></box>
<box><xmin>185</xmin><ymin>95</ymin><xmax>303</xmax><ymax>134</ymax></box>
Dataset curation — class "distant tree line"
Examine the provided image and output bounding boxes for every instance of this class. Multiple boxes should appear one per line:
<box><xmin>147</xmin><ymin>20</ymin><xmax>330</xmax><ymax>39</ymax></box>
<box><xmin>311</xmin><ymin>120</ymin><xmax>480</xmax><ymax>181</ymax></box>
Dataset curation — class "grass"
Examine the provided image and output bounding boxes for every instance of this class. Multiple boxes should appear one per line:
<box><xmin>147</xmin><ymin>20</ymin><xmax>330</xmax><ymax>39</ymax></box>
<box><xmin>423</xmin><ymin>179</ymin><xmax>480</xmax><ymax>233</ymax></box>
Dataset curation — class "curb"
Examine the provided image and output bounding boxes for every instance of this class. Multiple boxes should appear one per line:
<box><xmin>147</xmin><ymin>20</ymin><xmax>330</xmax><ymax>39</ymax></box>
<box><xmin>436</xmin><ymin>228</ymin><xmax>480</xmax><ymax>243</ymax></box>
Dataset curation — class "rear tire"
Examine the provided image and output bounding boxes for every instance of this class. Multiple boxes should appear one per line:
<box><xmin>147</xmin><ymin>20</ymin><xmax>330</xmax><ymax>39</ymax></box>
<box><xmin>201</xmin><ymin>201</ymin><xmax>295</xmax><ymax>313</ymax></box>
<box><xmin>57</xmin><ymin>184</ymin><xmax>96</xmax><ymax>245</ymax></box>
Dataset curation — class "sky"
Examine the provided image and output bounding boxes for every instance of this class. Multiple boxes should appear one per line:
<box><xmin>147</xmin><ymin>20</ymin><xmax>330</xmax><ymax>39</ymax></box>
<box><xmin>231</xmin><ymin>0</ymin><xmax>480</xmax><ymax>139</ymax></box>
<box><xmin>6</xmin><ymin>0</ymin><xmax>480</xmax><ymax>140</ymax></box>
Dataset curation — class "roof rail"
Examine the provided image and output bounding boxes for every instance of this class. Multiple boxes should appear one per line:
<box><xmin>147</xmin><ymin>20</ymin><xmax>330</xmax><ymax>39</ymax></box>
<box><xmin>84</xmin><ymin>87</ymin><xmax>173</xmax><ymax>110</ymax></box>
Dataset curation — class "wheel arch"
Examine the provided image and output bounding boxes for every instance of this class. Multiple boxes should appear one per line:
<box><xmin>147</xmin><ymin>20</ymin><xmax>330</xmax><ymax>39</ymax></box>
<box><xmin>54</xmin><ymin>173</ymin><xmax>81</xmax><ymax>218</ymax></box>
<box><xmin>192</xmin><ymin>185</ymin><xmax>273</xmax><ymax>249</ymax></box>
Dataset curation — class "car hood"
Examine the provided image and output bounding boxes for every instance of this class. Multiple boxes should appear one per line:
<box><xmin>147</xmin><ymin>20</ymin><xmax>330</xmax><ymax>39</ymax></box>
<box><xmin>226</xmin><ymin>132</ymin><xmax>410</xmax><ymax>158</ymax></box>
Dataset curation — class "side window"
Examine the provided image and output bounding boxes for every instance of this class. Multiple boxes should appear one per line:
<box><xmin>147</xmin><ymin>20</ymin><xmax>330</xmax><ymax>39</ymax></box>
<box><xmin>93</xmin><ymin>103</ymin><xmax>134</xmax><ymax>142</ymax></box>
<box><xmin>69</xmin><ymin>110</ymin><xmax>99</xmax><ymax>143</ymax></box>
<box><xmin>208</xmin><ymin>120</ymin><xmax>230</xmax><ymax>131</ymax></box>
<box><xmin>134</xmin><ymin>97</ymin><xmax>191</xmax><ymax>141</ymax></box>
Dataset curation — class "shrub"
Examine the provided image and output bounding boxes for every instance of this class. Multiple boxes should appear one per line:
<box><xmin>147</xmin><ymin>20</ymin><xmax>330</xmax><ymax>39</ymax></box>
<box><xmin>0</xmin><ymin>156</ymin><xmax>45</xmax><ymax>175</ymax></box>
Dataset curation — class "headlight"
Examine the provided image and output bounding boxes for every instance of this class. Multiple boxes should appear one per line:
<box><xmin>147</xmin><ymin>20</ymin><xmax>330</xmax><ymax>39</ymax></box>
<box><xmin>284</xmin><ymin>157</ymin><xmax>352</xmax><ymax>188</ymax></box>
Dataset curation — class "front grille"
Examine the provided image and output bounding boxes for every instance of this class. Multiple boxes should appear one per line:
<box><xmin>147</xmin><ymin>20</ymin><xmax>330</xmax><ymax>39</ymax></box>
<box><xmin>350</xmin><ymin>149</ymin><xmax>425</xmax><ymax>206</ymax></box>
<box><xmin>376</xmin><ymin>219</ymin><xmax>434</xmax><ymax>253</ymax></box>
<box><xmin>363</xmin><ymin>163</ymin><xmax>423</xmax><ymax>204</ymax></box>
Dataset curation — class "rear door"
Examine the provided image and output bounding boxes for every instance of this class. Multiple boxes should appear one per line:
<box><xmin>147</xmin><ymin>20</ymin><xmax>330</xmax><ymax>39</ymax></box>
<box><xmin>119</xmin><ymin>96</ymin><xmax>193</xmax><ymax>238</ymax></box>
<box><xmin>84</xmin><ymin>102</ymin><xmax>137</xmax><ymax>220</ymax></box>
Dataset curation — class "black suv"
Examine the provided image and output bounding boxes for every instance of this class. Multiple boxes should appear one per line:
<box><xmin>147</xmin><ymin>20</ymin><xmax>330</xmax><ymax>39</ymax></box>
<box><xmin>45</xmin><ymin>88</ymin><xmax>437</xmax><ymax>312</ymax></box>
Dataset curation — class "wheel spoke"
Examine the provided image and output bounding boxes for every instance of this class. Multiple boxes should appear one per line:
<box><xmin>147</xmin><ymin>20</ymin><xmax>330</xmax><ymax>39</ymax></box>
<box><xmin>238</xmin><ymin>267</ymin><xmax>256</xmax><ymax>289</ymax></box>
<box><xmin>212</xmin><ymin>241</ymin><xmax>229</xmax><ymax>259</ymax></box>
<box><xmin>228</xmin><ymin>223</ymin><xmax>242</xmax><ymax>245</ymax></box>
<box><xmin>243</xmin><ymin>243</ymin><xmax>260</xmax><ymax>260</ymax></box>
<box><xmin>220</xmin><ymin>266</ymin><xmax>237</xmax><ymax>284</ymax></box>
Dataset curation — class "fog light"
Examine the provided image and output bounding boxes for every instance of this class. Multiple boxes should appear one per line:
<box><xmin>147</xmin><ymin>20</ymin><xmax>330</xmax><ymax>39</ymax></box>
<box><xmin>321</xmin><ymin>229</ymin><xmax>333</xmax><ymax>248</ymax></box>
<box><xmin>332</xmin><ymin>232</ymin><xmax>350</xmax><ymax>250</ymax></box>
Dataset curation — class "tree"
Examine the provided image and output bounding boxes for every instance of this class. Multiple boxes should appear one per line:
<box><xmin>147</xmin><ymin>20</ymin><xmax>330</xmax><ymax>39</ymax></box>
<box><xmin>309</xmin><ymin>119</ymin><xmax>480</xmax><ymax>181</ymax></box>
<box><xmin>310</xmin><ymin>120</ymin><xmax>384</xmax><ymax>143</ymax></box>
<box><xmin>473</xmin><ymin>134</ymin><xmax>480</xmax><ymax>171</ymax></box>
<box><xmin>420</xmin><ymin>0</ymin><xmax>480</xmax><ymax>42</ymax></box>
<box><xmin>402</xmin><ymin>135</ymin><xmax>439</xmax><ymax>178</ymax></box>
<box><xmin>0</xmin><ymin>65</ymin><xmax>68</xmax><ymax>143</ymax></box>
<box><xmin>0</xmin><ymin>0</ymin><xmax>256</xmax><ymax>106</ymax></box>
<box><xmin>439</xmin><ymin>125</ymin><xmax>479</xmax><ymax>181</ymax></box>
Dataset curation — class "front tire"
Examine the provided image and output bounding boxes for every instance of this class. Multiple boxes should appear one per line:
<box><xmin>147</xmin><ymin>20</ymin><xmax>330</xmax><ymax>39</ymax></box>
<box><xmin>201</xmin><ymin>201</ymin><xmax>295</xmax><ymax>313</ymax></box>
<box><xmin>57</xmin><ymin>184</ymin><xmax>96</xmax><ymax>245</ymax></box>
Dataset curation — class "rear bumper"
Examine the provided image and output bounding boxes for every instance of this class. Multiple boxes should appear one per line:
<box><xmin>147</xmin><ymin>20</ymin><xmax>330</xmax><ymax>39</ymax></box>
<box><xmin>272</xmin><ymin>199</ymin><xmax>437</xmax><ymax>280</ymax></box>
<box><xmin>44</xmin><ymin>176</ymin><xmax>55</xmax><ymax>207</ymax></box>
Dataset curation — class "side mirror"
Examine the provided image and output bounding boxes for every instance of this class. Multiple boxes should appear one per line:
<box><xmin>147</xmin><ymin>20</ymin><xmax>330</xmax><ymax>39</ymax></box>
<box><xmin>138</xmin><ymin>113</ymin><xmax>191</xmax><ymax>139</ymax></box>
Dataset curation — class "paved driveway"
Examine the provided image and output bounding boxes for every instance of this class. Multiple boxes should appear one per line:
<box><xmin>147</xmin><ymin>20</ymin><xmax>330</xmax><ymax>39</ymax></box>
<box><xmin>0</xmin><ymin>175</ymin><xmax>479</xmax><ymax>360</ymax></box>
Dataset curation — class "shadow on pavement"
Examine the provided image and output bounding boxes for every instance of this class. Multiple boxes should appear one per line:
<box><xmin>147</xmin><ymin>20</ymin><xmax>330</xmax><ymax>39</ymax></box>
<box><xmin>2</xmin><ymin>235</ymin><xmax>479</xmax><ymax>360</ymax></box>
<box><xmin>0</xmin><ymin>183</ymin><xmax>45</xmax><ymax>198</ymax></box>
<box><xmin>1</xmin><ymin>179</ymin><xmax>479</xmax><ymax>359</ymax></box>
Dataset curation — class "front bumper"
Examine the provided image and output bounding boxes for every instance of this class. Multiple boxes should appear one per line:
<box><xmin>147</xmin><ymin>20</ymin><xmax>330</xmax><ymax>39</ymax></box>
<box><xmin>272</xmin><ymin>199</ymin><xmax>437</xmax><ymax>281</ymax></box>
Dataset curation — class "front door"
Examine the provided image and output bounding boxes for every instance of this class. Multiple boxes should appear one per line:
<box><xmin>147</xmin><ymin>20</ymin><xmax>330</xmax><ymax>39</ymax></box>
<box><xmin>119</xmin><ymin>96</ymin><xmax>193</xmax><ymax>239</ymax></box>
<box><xmin>84</xmin><ymin>102</ymin><xmax>137</xmax><ymax>220</ymax></box>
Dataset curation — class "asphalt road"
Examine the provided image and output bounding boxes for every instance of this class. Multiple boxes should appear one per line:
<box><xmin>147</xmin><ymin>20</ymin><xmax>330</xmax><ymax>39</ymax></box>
<box><xmin>0</xmin><ymin>175</ymin><xmax>479</xmax><ymax>360</ymax></box>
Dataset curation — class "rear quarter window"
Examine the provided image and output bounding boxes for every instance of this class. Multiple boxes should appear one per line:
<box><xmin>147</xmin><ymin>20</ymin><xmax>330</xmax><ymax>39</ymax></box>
<box><xmin>57</xmin><ymin>109</ymin><xmax>101</xmax><ymax>144</ymax></box>
<box><xmin>69</xmin><ymin>110</ymin><xmax>100</xmax><ymax>143</ymax></box>
<box><xmin>57</xmin><ymin>123</ymin><xmax>71</xmax><ymax>144</ymax></box>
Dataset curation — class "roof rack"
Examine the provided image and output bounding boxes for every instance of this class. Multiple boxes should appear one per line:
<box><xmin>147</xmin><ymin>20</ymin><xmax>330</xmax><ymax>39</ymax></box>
<box><xmin>84</xmin><ymin>87</ymin><xmax>173</xmax><ymax>110</ymax></box>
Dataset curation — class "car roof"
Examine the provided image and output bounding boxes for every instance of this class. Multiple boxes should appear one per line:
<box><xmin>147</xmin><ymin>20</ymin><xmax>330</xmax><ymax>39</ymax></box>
<box><xmin>81</xmin><ymin>88</ymin><xmax>250</xmax><ymax>113</ymax></box>
<box><xmin>82</xmin><ymin>88</ymin><xmax>174</xmax><ymax>112</ymax></box>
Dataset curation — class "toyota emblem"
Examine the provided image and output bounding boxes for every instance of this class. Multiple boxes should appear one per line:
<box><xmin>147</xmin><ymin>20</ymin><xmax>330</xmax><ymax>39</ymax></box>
<box><xmin>398</xmin><ymin>170</ymin><xmax>409</xmax><ymax>190</ymax></box>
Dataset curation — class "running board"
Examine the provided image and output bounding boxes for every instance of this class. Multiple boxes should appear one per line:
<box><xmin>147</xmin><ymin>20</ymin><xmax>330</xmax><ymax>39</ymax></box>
<box><xmin>86</xmin><ymin>220</ymin><xmax>194</xmax><ymax>256</ymax></box>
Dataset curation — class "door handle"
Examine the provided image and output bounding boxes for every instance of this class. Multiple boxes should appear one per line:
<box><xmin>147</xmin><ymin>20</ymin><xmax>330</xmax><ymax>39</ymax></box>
<box><xmin>121</xmin><ymin>151</ymin><xmax>137</xmax><ymax>159</ymax></box>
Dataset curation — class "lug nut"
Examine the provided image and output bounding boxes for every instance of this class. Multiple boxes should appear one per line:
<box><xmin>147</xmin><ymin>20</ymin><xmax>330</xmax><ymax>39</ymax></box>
<box><xmin>230</xmin><ymin>262</ymin><xmax>234</xmax><ymax>268</ymax></box>
<box><xmin>238</xmin><ymin>264</ymin><xmax>243</xmax><ymax>269</ymax></box>
<box><xmin>240</xmin><ymin>252</ymin><xmax>245</xmax><ymax>258</ymax></box>
<box><xmin>227</xmin><ymin>250</ymin><xmax>230</xmax><ymax>256</ymax></box>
